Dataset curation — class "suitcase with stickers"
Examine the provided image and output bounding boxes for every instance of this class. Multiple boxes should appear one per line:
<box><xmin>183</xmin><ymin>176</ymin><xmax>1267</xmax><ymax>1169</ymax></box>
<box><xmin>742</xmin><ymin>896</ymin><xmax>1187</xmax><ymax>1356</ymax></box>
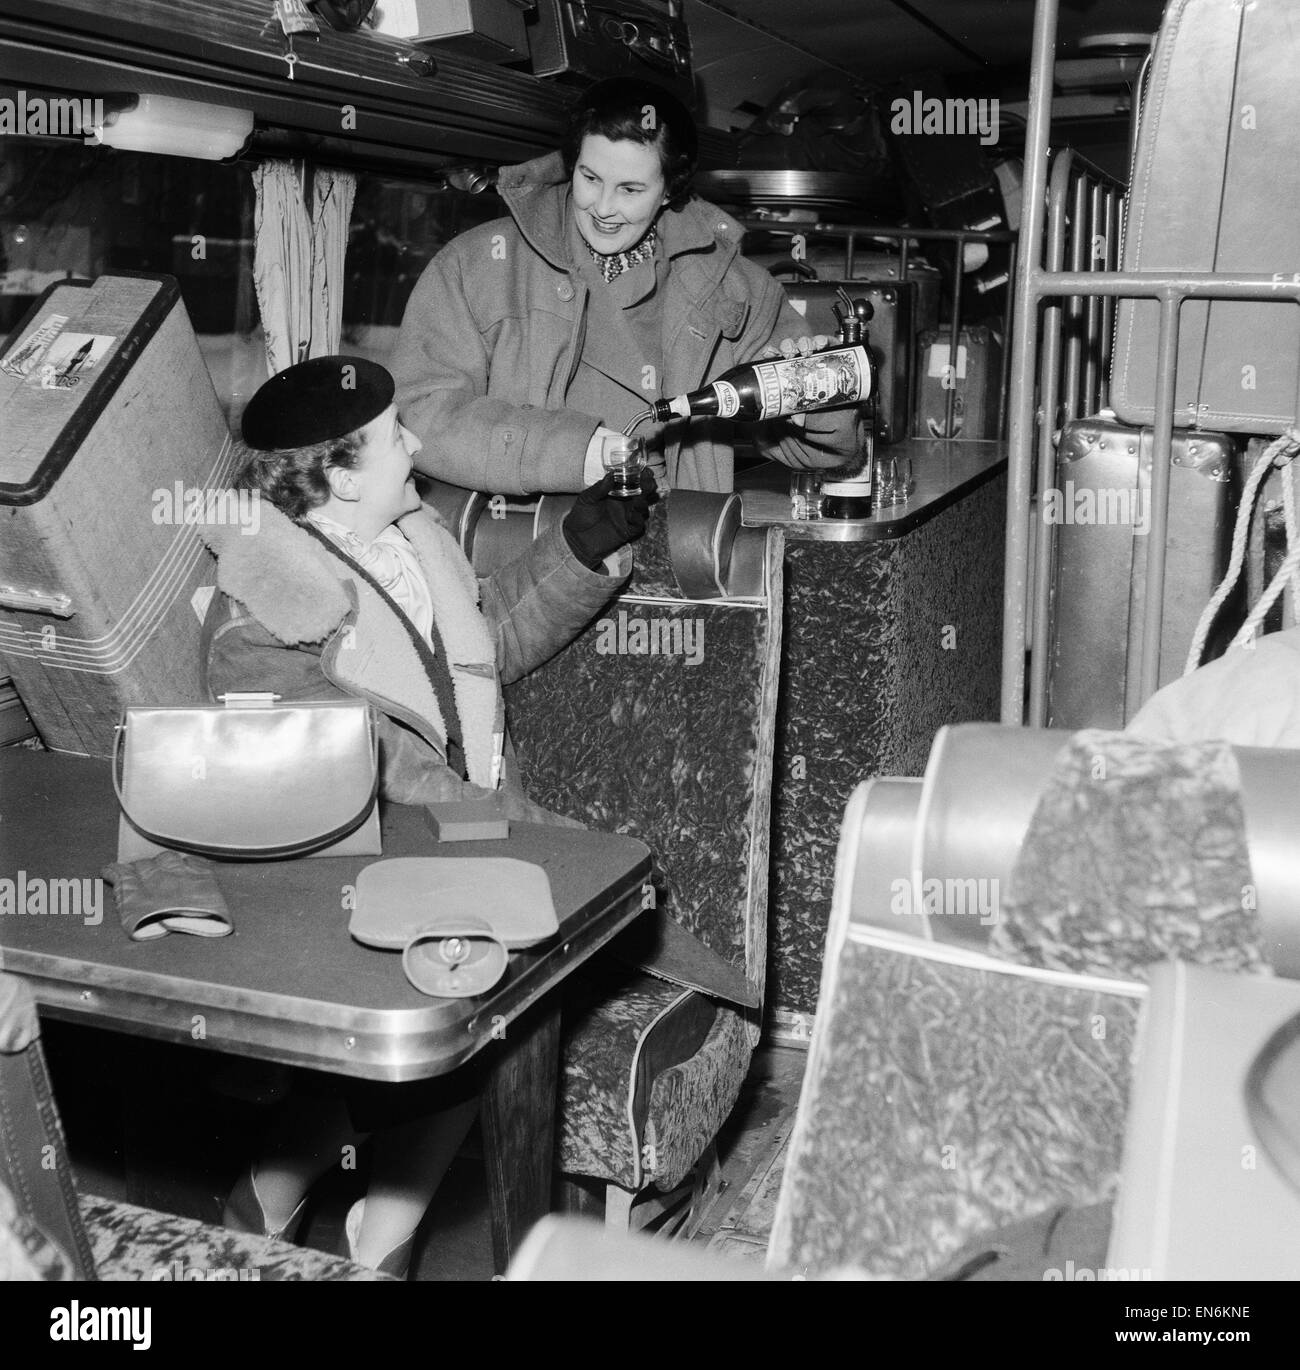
<box><xmin>0</xmin><ymin>272</ymin><xmax>232</xmax><ymax>757</ymax></box>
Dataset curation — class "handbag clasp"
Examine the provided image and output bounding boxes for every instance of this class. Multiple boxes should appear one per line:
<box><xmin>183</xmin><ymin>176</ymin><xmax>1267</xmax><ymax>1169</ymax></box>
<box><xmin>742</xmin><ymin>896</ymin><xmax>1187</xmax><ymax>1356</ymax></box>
<box><xmin>217</xmin><ymin>692</ymin><xmax>282</xmax><ymax>709</ymax></box>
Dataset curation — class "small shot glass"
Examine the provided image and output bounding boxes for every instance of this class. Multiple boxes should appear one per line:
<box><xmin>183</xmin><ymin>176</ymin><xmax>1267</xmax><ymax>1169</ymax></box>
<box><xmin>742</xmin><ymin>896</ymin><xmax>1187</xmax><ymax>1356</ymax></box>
<box><xmin>790</xmin><ymin>470</ymin><xmax>824</xmax><ymax>520</ymax></box>
<box><xmin>601</xmin><ymin>435</ymin><xmax>646</xmax><ymax>498</ymax></box>
<box><xmin>874</xmin><ymin>452</ymin><xmax>915</xmax><ymax>509</ymax></box>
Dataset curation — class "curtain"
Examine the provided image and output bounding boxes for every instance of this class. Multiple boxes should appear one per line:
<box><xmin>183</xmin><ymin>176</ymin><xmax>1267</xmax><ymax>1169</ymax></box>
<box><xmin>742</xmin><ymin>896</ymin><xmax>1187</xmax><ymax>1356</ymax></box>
<box><xmin>252</xmin><ymin>162</ymin><xmax>357</xmax><ymax>376</ymax></box>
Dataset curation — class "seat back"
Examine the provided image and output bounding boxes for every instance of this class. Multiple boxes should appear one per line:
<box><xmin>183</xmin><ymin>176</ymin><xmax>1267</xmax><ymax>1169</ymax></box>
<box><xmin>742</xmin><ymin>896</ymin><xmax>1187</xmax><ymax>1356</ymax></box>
<box><xmin>0</xmin><ymin>971</ymin><xmax>95</xmax><ymax>1278</ymax></box>
<box><xmin>431</xmin><ymin>484</ymin><xmax>782</xmax><ymax>1031</ymax></box>
<box><xmin>769</xmin><ymin>723</ymin><xmax>1298</xmax><ymax>1277</ymax></box>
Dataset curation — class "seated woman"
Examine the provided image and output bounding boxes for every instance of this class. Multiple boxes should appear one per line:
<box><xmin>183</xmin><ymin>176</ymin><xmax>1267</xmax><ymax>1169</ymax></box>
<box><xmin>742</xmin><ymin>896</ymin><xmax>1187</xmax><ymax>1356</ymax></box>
<box><xmin>201</xmin><ymin>354</ymin><xmax>654</xmax><ymax>1275</ymax></box>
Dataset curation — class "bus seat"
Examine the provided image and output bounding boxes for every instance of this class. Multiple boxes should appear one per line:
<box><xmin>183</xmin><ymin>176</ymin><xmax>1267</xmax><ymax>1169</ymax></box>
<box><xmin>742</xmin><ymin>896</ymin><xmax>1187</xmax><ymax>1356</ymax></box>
<box><xmin>504</xmin><ymin>1214</ymin><xmax>773</xmax><ymax>1281</ymax></box>
<box><xmin>1106</xmin><ymin>959</ymin><xmax>1300</xmax><ymax>1280</ymax></box>
<box><xmin>433</xmin><ymin>482</ymin><xmax>780</xmax><ymax>1232</ymax></box>
<box><xmin>767</xmin><ymin>722</ymin><xmax>1297</xmax><ymax>1278</ymax></box>
<box><xmin>0</xmin><ymin>971</ymin><xmax>388</xmax><ymax>1282</ymax></box>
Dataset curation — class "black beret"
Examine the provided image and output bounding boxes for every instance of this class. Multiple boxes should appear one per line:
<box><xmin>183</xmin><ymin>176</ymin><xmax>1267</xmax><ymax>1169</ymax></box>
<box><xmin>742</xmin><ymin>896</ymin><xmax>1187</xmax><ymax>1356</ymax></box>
<box><xmin>240</xmin><ymin>355</ymin><xmax>395</xmax><ymax>451</ymax></box>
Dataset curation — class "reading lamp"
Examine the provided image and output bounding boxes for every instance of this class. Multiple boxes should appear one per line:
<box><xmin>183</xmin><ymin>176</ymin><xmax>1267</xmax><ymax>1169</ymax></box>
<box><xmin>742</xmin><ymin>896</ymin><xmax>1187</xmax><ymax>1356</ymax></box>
<box><xmin>91</xmin><ymin>94</ymin><xmax>254</xmax><ymax>160</ymax></box>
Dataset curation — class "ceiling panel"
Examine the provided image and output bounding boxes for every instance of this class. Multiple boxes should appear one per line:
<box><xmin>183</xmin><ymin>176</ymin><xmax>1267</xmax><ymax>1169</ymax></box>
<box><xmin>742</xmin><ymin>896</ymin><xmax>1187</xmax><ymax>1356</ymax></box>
<box><xmin>685</xmin><ymin>0</ymin><xmax>1168</xmax><ymax>128</ymax></box>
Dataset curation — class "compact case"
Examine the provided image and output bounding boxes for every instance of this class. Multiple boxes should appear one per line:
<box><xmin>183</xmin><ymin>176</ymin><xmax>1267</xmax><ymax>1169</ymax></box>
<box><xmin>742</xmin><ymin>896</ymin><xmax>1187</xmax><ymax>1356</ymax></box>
<box><xmin>0</xmin><ymin>272</ymin><xmax>234</xmax><ymax>757</ymax></box>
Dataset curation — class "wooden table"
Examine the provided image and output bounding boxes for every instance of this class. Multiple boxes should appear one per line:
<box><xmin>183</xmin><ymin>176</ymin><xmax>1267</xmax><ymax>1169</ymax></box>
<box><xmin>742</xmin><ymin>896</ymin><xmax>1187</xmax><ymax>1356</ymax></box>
<box><xmin>0</xmin><ymin>749</ymin><xmax>651</xmax><ymax>1271</ymax></box>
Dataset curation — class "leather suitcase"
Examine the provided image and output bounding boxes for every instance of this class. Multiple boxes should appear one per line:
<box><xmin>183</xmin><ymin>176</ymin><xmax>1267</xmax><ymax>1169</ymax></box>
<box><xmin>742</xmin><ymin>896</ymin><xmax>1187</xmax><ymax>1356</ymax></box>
<box><xmin>915</xmin><ymin>326</ymin><xmax>1002</xmax><ymax>439</ymax></box>
<box><xmin>0</xmin><ymin>273</ymin><xmax>233</xmax><ymax>757</ymax></box>
<box><xmin>526</xmin><ymin>0</ymin><xmax>695</xmax><ymax>106</ymax></box>
<box><xmin>1046</xmin><ymin>417</ymin><xmax>1237</xmax><ymax>729</ymax></box>
<box><xmin>1111</xmin><ymin>0</ymin><xmax>1300</xmax><ymax>433</ymax></box>
<box><xmin>778</xmin><ymin>280</ymin><xmax>915</xmax><ymax>445</ymax></box>
<box><xmin>369</xmin><ymin>0</ymin><xmax>533</xmax><ymax>63</ymax></box>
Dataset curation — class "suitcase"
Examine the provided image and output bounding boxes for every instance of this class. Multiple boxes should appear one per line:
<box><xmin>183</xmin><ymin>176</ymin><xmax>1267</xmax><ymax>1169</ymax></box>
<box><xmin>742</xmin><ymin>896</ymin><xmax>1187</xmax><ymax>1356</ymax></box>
<box><xmin>0</xmin><ymin>273</ymin><xmax>233</xmax><ymax>757</ymax></box>
<box><xmin>1111</xmin><ymin>0</ymin><xmax>1300</xmax><ymax>433</ymax></box>
<box><xmin>779</xmin><ymin>280</ymin><xmax>915</xmax><ymax>445</ymax></box>
<box><xmin>1046</xmin><ymin>417</ymin><xmax>1237</xmax><ymax>729</ymax></box>
<box><xmin>915</xmin><ymin>326</ymin><xmax>1002</xmax><ymax>439</ymax></box>
<box><xmin>526</xmin><ymin>0</ymin><xmax>695</xmax><ymax>107</ymax></box>
<box><xmin>369</xmin><ymin>0</ymin><xmax>533</xmax><ymax>63</ymax></box>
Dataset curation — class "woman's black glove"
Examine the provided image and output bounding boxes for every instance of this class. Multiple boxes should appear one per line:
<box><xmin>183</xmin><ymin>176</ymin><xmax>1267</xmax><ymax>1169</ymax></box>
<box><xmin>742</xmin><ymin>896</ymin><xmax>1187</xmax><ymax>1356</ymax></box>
<box><xmin>562</xmin><ymin>469</ymin><xmax>657</xmax><ymax>570</ymax></box>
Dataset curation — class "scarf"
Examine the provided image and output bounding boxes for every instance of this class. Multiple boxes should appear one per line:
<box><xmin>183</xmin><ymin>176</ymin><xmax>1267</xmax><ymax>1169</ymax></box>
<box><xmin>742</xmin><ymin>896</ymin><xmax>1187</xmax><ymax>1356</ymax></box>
<box><xmin>589</xmin><ymin>226</ymin><xmax>658</xmax><ymax>284</ymax></box>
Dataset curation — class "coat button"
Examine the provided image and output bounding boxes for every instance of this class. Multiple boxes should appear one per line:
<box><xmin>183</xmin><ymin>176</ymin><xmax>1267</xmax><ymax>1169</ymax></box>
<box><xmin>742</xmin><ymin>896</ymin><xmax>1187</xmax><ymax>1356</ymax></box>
<box><xmin>556</xmin><ymin>280</ymin><xmax>574</xmax><ymax>301</ymax></box>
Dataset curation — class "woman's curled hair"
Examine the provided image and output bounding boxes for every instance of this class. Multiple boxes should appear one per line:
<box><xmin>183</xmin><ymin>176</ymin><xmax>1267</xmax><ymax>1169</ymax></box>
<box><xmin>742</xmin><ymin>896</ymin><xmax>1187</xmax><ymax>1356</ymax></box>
<box><xmin>562</xmin><ymin>77</ymin><xmax>698</xmax><ymax>211</ymax></box>
<box><xmin>235</xmin><ymin>431</ymin><xmax>363</xmax><ymax>521</ymax></box>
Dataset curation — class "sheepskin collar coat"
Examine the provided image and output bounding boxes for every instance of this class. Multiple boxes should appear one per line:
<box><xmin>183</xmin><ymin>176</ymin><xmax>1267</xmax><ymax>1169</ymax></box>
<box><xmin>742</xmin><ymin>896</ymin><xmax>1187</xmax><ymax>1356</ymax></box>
<box><xmin>199</xmin><ymin>499</ymin><xmax>628</xmax><ymax>797</ymax></box>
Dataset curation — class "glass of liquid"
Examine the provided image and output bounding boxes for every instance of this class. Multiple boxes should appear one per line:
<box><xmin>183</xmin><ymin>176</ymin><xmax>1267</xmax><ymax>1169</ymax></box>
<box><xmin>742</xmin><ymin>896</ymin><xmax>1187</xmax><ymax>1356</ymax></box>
<box><xmin>602</xmin><ymin>435</ymin><xmax>646</xmax><ymax>498</ymax></box>
<box><xmin>790</xmin><ymin>471</ymin><xmax>824</xmax><ymax>520</ymax></box>
<box><xmin>874</xmin><ymin>452</ymin><xmax>915</xmax><ymax>509</ymax></box>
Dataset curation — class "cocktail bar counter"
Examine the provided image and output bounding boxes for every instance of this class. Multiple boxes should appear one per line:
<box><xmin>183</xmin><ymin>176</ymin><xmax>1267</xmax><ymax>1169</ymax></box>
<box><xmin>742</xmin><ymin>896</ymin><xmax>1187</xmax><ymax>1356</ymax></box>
<box><xmin>738</xmin><ymin>439</ymin><xmax>1007</xmax><ymax>1017</ymax></box>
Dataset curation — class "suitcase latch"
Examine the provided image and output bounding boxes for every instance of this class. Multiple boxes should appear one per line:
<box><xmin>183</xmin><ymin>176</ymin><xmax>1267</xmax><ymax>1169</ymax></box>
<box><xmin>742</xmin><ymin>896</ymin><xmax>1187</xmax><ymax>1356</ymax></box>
<box><xmin>0</xmin><ymin>585</ymin><xmax>74</xmax><ymax>618</ymax></box>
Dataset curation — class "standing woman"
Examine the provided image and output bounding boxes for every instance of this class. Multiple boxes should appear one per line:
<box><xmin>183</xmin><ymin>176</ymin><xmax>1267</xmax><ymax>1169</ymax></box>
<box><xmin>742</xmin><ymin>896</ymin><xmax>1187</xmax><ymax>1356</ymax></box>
<box><xmin>391</xmin><ymin>77</ymin><xmax>859</xmax><ymax>495</ymax></box>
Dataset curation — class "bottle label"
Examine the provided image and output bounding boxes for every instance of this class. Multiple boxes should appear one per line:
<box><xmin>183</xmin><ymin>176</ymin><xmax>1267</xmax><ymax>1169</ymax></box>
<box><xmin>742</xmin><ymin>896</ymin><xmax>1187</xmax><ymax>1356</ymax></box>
<box><xmin>712</xmin><ymin>380</ymin><xmax>741</xmax><ymax>419</ymax></box>
<box><xmin>822</xmin><ymin>475</ymin><xmax>874</xmax><ymax>497</ymax></box>
<box><xmin>752</xmin><ymin>346</ymin><xmax>871</xmax><ymax>420</ymax></box>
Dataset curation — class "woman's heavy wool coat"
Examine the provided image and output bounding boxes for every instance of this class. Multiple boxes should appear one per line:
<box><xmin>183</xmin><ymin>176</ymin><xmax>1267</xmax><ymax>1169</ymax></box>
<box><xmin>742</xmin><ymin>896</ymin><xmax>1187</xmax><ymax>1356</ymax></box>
<box><xmin>390</xmin><ymin>152</ymin><xmax>858</xmax><ymax>495</ymax></box>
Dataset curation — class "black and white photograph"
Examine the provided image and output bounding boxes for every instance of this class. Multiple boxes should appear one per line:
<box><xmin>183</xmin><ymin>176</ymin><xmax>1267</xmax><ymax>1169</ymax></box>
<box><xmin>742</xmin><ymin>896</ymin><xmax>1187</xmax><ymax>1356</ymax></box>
<box><xmin>0</xmin><ymin>0</ymin><xmax>1293</xmax><ymax>1350</ymax></box>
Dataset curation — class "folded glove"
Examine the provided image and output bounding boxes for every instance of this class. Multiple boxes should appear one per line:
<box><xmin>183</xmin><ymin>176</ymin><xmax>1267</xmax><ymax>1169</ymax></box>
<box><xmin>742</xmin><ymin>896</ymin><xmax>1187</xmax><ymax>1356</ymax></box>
<box><xmin>102</xmin><ymin>851</ymin><xmax>234</xmax><ymax>941</ymax></box>
<box><xmin>562</xmin><ymin>470</ymin><xmax>657</xmax><ymax>570</ymax></box>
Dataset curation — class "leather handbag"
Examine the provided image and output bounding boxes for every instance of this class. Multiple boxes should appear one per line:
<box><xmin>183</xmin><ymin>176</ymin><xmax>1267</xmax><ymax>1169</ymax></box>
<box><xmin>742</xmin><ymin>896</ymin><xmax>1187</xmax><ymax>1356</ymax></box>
<box><xmin>114</xmin><ymin>693</ymin><xmax>381</xmax><ymax>862</ymax></box>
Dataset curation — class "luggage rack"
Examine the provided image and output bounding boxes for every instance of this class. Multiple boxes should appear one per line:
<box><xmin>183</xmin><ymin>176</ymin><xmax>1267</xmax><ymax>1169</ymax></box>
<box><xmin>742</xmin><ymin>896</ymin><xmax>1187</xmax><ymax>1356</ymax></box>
<box><xmin>1002</xmin><ymin>0</ymin><xmax>1300</xmax><ymax>725</ymax></box>
<box><xmin>737</xmin><ymin>218</ymin><xmax>1017</xmax><ymax>441</ymax></box>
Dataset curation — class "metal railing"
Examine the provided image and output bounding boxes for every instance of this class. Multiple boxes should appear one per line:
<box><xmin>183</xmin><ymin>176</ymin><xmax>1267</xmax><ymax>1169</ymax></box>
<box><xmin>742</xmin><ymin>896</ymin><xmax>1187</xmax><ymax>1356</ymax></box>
<box><xmin>740</xmin><ymin>219</ymin><xmax>1018</xmax><ymax>440</ymax></box>
<box><xmin>1001</xmin><ymin>0</ymin><xmax>1300</xmax><ymax>725</ymax></box>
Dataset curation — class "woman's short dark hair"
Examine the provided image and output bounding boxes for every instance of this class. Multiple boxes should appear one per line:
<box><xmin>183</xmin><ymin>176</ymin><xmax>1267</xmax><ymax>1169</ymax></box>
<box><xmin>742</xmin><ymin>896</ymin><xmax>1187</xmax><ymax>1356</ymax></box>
<box><xmin>235</xmin><ymin>430</ymin><xmax>364</xmax><ymax>521</ymax></box>
<box><xmin>562</xmin><ymin>78</ymin><xmax>698</xmax><ymax>211</ymax></box>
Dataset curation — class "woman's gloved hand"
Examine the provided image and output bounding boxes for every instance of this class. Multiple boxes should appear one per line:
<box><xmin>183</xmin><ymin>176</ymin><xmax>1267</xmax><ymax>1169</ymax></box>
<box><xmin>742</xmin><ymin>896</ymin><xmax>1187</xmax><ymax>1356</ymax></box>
<box><xmin>562</xmin><ymin>470</ymin><xmax>657</xmax><ymax>570</ymax></box>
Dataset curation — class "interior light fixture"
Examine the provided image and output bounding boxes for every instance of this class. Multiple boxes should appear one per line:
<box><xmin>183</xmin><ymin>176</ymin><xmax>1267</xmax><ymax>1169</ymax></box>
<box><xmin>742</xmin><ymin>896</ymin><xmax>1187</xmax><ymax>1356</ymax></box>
<box><xmin>90</xmin><ymin>94</ymin><xmax>254</xmax><ymax>161</ymax></box>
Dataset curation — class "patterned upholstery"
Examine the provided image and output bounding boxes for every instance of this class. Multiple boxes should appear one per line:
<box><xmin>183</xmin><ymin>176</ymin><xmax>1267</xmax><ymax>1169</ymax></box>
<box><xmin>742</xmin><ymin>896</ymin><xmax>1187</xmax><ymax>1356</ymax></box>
<box><xmin>504</xmin><ymin>506</ymin><xmax>783</xmax><ymax>1193</ymax></box>
<box><xmin>1</xmin><ymin>1175</ymin><xmax>74</xmax><ymax>1281</ymax></box>
<box><xmin>81</xmin><ymin>1195</ymin><xmax>389</xmax><ymax>1282</ymax></box>
<box><xmin>770</xmin><ymin>729</ymin><xmax>1270</xmax><ymax>1278</ymax></box>
<box><xmin>0</xmin><ymin>969</ymin><xmax>385</xmax><ymax>1283</ymax></box>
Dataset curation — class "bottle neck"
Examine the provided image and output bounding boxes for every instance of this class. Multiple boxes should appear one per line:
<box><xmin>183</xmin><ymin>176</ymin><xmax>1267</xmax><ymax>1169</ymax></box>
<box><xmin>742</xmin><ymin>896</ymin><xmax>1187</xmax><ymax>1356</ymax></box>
<box><xmin>652</xmin><ymin>392</ymin><xmax>705</xmax><ymax>422</ymax></box>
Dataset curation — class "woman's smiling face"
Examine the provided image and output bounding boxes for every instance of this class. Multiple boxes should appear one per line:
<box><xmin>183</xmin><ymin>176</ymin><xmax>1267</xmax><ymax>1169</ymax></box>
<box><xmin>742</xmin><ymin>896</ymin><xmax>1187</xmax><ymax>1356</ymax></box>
<box><xmin>571</xmin><ymin>134</ymin><xmax>667</xmax><ymax>256</ymax></box>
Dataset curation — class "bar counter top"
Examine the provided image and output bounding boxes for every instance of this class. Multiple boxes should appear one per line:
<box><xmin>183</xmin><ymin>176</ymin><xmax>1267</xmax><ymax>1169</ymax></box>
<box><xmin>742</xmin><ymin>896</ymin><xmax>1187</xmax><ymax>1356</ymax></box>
<box><xmin>736</xmin><ymin>438</ymin><xmax>1007</xmax><ymax>541</ymax></box>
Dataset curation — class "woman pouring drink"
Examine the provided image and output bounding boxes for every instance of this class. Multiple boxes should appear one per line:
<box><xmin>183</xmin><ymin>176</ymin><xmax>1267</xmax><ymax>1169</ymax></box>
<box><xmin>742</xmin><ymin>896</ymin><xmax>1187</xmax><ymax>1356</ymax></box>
<box><xmin>391</xmin><ymin>77</ymin><xmax>861</xmax><ymax>495</ymax></box>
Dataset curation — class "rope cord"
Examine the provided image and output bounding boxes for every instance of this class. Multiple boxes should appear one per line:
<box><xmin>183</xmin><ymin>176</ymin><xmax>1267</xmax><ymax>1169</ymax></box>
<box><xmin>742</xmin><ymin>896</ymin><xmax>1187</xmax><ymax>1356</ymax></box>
<box><xmin>1283</xmin><ymin>459</ymin><xmax>1300</xmax><ymax>624</ymax></box>
<box><xmin>1184</xmin><ymin>428</ymin><xmax>1300</xmax><ymax>673</ymax></box>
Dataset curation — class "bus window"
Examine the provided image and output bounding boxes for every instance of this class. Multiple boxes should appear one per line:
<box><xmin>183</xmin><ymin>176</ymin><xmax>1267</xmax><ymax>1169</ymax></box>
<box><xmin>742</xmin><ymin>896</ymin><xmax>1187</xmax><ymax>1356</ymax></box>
<box><xmin>0</xmin><ymin>135</ymin><xmax>504</xmax><ymax>423</ymax></box>
<box><xmin>340</xmin><ymin>173</ymin><xmax>503</xmax><ymax>372</ymax></box>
